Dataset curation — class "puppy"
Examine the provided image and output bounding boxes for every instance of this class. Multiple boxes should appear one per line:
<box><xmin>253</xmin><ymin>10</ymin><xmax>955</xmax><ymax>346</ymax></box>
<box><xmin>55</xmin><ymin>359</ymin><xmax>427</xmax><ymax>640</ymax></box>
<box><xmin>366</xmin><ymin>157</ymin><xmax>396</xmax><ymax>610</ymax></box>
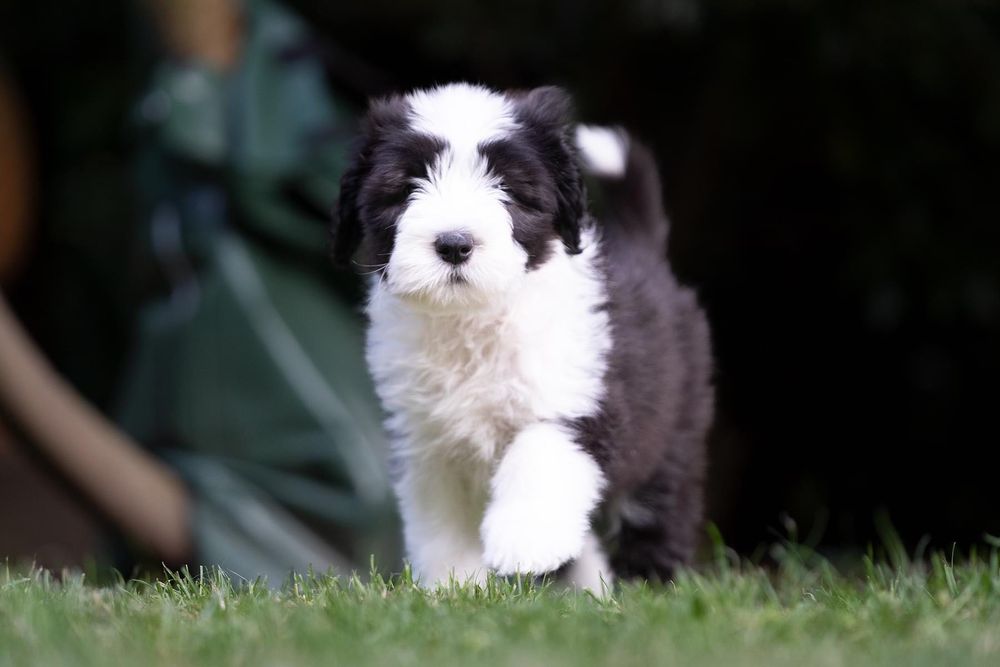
<box><xmin>332</xmin><ymin>83</ymin><xmax>713</xmax><ymax>590</ymax></box>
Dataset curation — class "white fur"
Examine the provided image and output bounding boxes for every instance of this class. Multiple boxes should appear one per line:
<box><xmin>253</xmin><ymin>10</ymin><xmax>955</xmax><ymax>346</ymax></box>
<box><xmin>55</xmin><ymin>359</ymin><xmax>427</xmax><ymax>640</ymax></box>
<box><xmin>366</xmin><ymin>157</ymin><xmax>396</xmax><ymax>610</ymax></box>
<box><xmin>566</xmin><ymin>532</ymin><xmax>614</xmax><ymax>594</ymax></box>
<box><xmin>368</xmin><ymin>229</ymin><xmax>611</xmax><ymax>583</ymax></box>
<box><xmin>387</xmin><ymin>84</ymin><xmax>524</xmax><ymax>306</ymax></box>
<box><xmin>407</xmin><ymin>83</ymin><xmax>517</xmax><ymax>154</ymax></box>
<box><xmin>367</xmin><ymin>225</ymin><xmax>610</xmax><ymax>458</ymax></box>
<box><xmin>575</xmin><ymin>125</ymin><xmax>628</xmax><ymax>178</ymax></box>
<box><xmin>365</xmin><ymin>84</ymin><xmax>613</xmax><ymax>585</ymax></box>
<box><xmin>395</xmin><ymin>456</ymin><xmax>488</xmax><ymax>585</ymax></box>
<box><xmin>481</xmin><ymin>422</ymin><xmax>605</xmax><ymax>574</ymax></box>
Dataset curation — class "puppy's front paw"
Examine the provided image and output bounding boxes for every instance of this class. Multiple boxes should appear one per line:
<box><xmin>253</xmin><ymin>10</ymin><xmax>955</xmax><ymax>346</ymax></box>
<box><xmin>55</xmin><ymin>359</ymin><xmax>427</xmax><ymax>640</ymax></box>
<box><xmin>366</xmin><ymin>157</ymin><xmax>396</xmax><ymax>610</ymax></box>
<box><xmin>480</xmin><ymin>499</ymin><xmax>585</xmax><ymax>575</ymax></box>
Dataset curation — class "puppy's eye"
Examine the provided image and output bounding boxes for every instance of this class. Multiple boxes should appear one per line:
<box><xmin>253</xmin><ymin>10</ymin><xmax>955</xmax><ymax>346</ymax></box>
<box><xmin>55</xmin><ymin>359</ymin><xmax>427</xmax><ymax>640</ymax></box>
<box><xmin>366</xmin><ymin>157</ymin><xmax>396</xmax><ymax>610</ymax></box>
<box><xmin>374</xmin><ymin>183</ymin><xmax>413</xmax><ymax>209</ymax></box>
<box><xmin>494</xmin><ymin>180</ymin><xmax>531</xmax><ymax>209</ymax></box>
<box><xmin>509</xmin><ymin>188</ymin><xmax>544</xmax><ymax>213</ymax></box>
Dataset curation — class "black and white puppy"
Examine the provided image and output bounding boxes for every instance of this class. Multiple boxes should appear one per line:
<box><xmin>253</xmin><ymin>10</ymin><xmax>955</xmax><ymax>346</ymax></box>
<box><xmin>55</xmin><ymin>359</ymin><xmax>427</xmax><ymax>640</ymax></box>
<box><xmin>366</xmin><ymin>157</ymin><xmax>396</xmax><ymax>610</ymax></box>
<box><xmin>332</xmin><ymin>83</ymin><xmax>713</xmax><ymax>590</ymax></box>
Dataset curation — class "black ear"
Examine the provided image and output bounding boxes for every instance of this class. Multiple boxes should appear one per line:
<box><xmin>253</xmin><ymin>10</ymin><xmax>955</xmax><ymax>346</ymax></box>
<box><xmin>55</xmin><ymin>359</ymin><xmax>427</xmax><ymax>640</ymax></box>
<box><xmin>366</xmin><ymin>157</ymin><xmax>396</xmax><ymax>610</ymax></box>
<box><xmin>330</xmin><ymin>145</ymin><xmax>369</xmax><ymax>267</ymax></box>
<box><xmin>331</xmin><ymin>96</ymin><xmax>408</xmax><ymax>267</ymax></box>
<box><xmin>514</xmin><ymin>86</ymin><xmax>587</xmax><ymax>254</ymax></box>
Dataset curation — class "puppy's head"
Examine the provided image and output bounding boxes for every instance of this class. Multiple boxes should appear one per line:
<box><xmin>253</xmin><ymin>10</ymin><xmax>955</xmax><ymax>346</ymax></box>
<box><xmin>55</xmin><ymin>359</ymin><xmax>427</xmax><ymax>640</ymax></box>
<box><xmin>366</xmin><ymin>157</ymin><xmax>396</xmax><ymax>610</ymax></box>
<box><xmin>332</xmin><ymin>83</ymin><xmax>586</xmax><ymax>308</ymax></box>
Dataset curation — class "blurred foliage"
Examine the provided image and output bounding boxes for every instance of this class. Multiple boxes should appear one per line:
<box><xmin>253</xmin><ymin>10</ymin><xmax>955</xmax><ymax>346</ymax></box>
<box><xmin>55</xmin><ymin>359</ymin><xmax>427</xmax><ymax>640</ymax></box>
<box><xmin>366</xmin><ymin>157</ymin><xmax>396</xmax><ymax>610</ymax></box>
<box><xmin>1</xmin><ymin>0</ymin><xmax>999</xmax><ymax>551</ymax></box>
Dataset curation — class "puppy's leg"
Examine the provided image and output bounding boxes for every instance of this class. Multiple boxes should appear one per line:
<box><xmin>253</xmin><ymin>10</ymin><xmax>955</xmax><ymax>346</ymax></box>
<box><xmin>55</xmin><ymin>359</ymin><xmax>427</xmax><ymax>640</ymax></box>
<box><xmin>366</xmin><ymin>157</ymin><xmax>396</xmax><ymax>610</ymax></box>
<box><xmin>396</xmin><ymin>458</ymin><xmax>486</xmax><ymax>586</ymax></box>
<box><xmin>611</xmin><ymin>452</ymin><xmax>704</xmax><ymax>582</ymax></box>
<box><xmin>481</xmin><ymin>422</ymin><xmax>605</xmax><ymax>575</ymax></box>
<box><xmin>564</xmin><ymin>531</ymin><xmax>614</xmax><ymax>594</ymax></box>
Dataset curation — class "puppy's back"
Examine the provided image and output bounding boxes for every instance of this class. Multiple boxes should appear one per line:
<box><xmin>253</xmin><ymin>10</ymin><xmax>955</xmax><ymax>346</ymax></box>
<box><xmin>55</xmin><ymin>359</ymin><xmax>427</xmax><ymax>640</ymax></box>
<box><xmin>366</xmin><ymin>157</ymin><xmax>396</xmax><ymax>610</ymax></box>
<box><xmin>574</xmin><ymin>126</ymin><xmax>713</xmax><ymax>577</ymax></box>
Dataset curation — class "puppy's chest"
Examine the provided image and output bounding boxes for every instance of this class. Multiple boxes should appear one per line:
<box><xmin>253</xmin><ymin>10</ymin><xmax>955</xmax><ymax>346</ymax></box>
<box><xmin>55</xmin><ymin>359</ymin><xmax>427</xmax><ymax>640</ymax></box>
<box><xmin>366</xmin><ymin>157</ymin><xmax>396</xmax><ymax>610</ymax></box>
<box><xmin>367</xmin><ymin>299</ymin><xmax>609</xmax><ymax>462</ymax></box>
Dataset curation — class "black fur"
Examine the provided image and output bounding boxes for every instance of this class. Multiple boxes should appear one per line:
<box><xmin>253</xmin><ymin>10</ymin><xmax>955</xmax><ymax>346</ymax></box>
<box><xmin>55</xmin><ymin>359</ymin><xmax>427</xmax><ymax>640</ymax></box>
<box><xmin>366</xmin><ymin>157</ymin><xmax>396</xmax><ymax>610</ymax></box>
<box><xmin>477</xmin><ymin>88</ymin><xmax>589</xmax><ymax>268</ymax></box>
<box><xmin>479</xmin><ymin>137</ymin><xmax>564</xmax><ymax>269</ymax></box>
<box><xmin>508</xmin><ymin>87</ymin><xmax>587</xmax><ymax>256</ymax></box>
<box><xmin>570</xmin><ymin>140</ymin><xmax>713</xmax><ymax>582</ymax></box>
<box><xmin>334</xmin><ymin>86</ymin><xmax>588</xmax><ymax>273</ymax></box>
<box><xmin>332</xmin><ymin>84</ymin><xmax>713</xmax><ymax>583</ymax></box>
<box><xmin>332</xmin><ymin>96</ymin><xmax>445</xmax><ymax>269</ymax></box>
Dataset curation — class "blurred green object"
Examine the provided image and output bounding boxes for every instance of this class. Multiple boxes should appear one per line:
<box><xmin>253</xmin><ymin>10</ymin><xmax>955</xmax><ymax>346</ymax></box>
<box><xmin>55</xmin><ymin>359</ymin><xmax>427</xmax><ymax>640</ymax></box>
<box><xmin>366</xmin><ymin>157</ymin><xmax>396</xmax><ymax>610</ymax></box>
<box><xmin>117</xmin><ymin>0</ymin><xmax>399</xmax><ymax>583</ymax></box>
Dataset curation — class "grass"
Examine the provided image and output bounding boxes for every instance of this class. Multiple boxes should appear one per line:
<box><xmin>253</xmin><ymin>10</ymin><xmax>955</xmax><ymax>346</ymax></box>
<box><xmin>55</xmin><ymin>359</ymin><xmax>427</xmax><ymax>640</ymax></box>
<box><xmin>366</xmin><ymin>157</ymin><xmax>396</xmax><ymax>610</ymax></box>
<box><xmin>4</xmin><ymin>540</ymin><xmax>1000</xmax><ymax>666</ymax></box>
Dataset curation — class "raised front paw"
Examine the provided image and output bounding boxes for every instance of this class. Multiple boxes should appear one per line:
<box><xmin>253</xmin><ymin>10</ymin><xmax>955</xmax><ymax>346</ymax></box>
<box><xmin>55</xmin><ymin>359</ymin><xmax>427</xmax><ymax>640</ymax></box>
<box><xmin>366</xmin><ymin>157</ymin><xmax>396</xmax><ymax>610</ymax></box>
<box><xmin>480</xmin><ymin>498</ymin><xmax>586</xmax><ymax>575</ymax></box>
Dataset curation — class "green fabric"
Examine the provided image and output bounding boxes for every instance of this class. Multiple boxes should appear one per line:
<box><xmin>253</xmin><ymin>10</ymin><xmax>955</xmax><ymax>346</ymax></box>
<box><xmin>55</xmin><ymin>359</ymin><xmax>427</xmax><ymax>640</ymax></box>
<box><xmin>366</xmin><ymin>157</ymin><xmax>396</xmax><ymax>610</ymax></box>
<box><xmin>117</xmin><ymin>0</ymin><xmax>399</xmax><ymax>582</ymax></box>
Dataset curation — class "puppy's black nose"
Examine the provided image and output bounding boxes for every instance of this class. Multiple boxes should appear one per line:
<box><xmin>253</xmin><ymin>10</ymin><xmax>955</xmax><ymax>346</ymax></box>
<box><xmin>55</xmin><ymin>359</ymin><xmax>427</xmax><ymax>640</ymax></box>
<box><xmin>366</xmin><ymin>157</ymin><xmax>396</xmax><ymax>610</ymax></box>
<box><xmin>434</xmin><ymin>231</ymin><xmax>475</xmax><ymax>265</ymax></box>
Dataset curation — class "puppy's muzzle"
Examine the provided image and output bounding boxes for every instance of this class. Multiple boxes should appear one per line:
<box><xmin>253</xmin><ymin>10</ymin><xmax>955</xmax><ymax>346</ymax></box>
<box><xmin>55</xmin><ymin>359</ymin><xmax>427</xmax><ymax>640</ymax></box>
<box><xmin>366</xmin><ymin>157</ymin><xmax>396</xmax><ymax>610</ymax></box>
<box><xmin>434</xmin><ymin>231</ymin><xmax>475</xmax><ymax>266</ymax></box>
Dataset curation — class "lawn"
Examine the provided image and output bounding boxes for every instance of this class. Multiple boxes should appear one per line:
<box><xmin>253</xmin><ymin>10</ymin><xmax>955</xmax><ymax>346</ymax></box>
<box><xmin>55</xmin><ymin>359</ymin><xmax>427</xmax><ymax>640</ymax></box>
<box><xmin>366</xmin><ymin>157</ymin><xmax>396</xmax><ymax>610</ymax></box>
<box><xmin>3</xmin><ymin>540</ymin><xmax>1000</xmax><ymax>667</ymax></box>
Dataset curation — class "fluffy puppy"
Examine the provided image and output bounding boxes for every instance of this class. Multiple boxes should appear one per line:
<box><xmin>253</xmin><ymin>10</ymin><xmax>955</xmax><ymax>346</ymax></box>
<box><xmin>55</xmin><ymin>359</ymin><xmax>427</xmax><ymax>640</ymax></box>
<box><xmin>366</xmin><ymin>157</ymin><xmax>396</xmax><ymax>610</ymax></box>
<box><xmin>332</xmin><ymin>83</ymin><xmax>713</xmax><ymax>590</ymax></box>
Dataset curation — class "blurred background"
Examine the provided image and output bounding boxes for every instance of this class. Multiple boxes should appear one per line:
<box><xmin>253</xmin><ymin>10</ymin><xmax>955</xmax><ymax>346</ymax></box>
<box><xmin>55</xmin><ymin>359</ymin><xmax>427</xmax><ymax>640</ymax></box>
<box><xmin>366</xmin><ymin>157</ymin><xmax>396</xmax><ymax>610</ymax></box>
<box><xmin>1</xmin><ymin>0</ymin><xmax>999</xmax><ymax>576</ymax></box>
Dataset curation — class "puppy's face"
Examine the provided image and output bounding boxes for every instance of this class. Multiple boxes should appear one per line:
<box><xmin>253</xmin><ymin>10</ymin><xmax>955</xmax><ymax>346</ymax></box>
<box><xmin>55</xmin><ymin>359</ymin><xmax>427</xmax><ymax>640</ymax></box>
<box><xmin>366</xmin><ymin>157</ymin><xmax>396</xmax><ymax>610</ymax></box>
<box><xmin>333</xmin><ymin>84</ymin><xmax>586</xmax><ymax>308</ymax></box>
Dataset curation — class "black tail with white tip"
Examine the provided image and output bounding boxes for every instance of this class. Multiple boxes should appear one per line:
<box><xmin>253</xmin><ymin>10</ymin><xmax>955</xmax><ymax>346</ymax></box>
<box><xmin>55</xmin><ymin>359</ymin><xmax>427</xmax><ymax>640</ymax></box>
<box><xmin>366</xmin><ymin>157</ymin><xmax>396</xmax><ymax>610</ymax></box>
<box><xmin>575</xmin><ymin>125</ymin><xmax>670</xmax><ymax>253</ymax></box>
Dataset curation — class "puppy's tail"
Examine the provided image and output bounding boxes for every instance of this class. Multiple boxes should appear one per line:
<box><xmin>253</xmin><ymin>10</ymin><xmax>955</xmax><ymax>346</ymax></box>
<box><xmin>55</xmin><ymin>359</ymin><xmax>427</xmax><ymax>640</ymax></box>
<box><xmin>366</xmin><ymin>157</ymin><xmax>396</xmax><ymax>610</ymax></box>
<box><xmin>575</xmin><ymin>125</ymin><xmax>669</xmax><ymax>251</ymax></box>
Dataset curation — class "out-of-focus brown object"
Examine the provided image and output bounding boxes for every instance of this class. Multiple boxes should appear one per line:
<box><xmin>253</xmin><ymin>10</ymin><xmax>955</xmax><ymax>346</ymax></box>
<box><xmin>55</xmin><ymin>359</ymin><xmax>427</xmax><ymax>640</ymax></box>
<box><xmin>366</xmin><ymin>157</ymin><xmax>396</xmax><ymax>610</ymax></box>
<box><xmin>0</xmin><ymin>66</ymin><xmax>35</xmax><ymax>285</ymax></box>
<box><xmin>144</xmin><ymin>0</ymin><xmax>245</xmax><ymax>70</ymax></box>
<box><xmin>0</xmin><ymin>294</ymin><xmax>192</xmax><ymax>564</ymax></box>
<box><xmin>0</xmin><ymin>0</ymin><xmax>248</xmax><ymax>572</ymax></box>
<box><xmin>0</xmin><ymin>421</ymin><xmax>101</xmax><ymax>570</ymax></box>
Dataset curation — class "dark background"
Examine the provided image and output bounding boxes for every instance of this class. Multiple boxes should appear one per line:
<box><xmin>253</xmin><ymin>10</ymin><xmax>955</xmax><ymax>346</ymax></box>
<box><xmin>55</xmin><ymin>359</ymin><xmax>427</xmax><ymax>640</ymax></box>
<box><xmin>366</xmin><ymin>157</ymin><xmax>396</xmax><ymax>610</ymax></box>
<box><xmin>2</xmin><ymin>0</ymin><xmax>999</xmax><ymax>557</ymax></box>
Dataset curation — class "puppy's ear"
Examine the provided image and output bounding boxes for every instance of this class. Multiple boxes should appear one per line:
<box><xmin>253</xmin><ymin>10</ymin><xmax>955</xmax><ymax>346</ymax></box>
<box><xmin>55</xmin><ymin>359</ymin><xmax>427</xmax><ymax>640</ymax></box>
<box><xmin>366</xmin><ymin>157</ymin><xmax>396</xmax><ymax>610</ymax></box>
<box><xmin>515</xmin><ymin>86</ymin><xmax>575</xmax><ymax>130</ymax></box>
<box><xmin>514</xmin><ymin>86</ymin><xmax>587</xmax><ymax>254</ymax></box>
<box><xmin>331</xmin><ymin>146</ymin><xmax>369</xmax><ymax>267</ymax></box>
<box><xmin>331</xmin><ymin>96</ymin><xmax>408</xmax><ymax>267</ymax></box>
